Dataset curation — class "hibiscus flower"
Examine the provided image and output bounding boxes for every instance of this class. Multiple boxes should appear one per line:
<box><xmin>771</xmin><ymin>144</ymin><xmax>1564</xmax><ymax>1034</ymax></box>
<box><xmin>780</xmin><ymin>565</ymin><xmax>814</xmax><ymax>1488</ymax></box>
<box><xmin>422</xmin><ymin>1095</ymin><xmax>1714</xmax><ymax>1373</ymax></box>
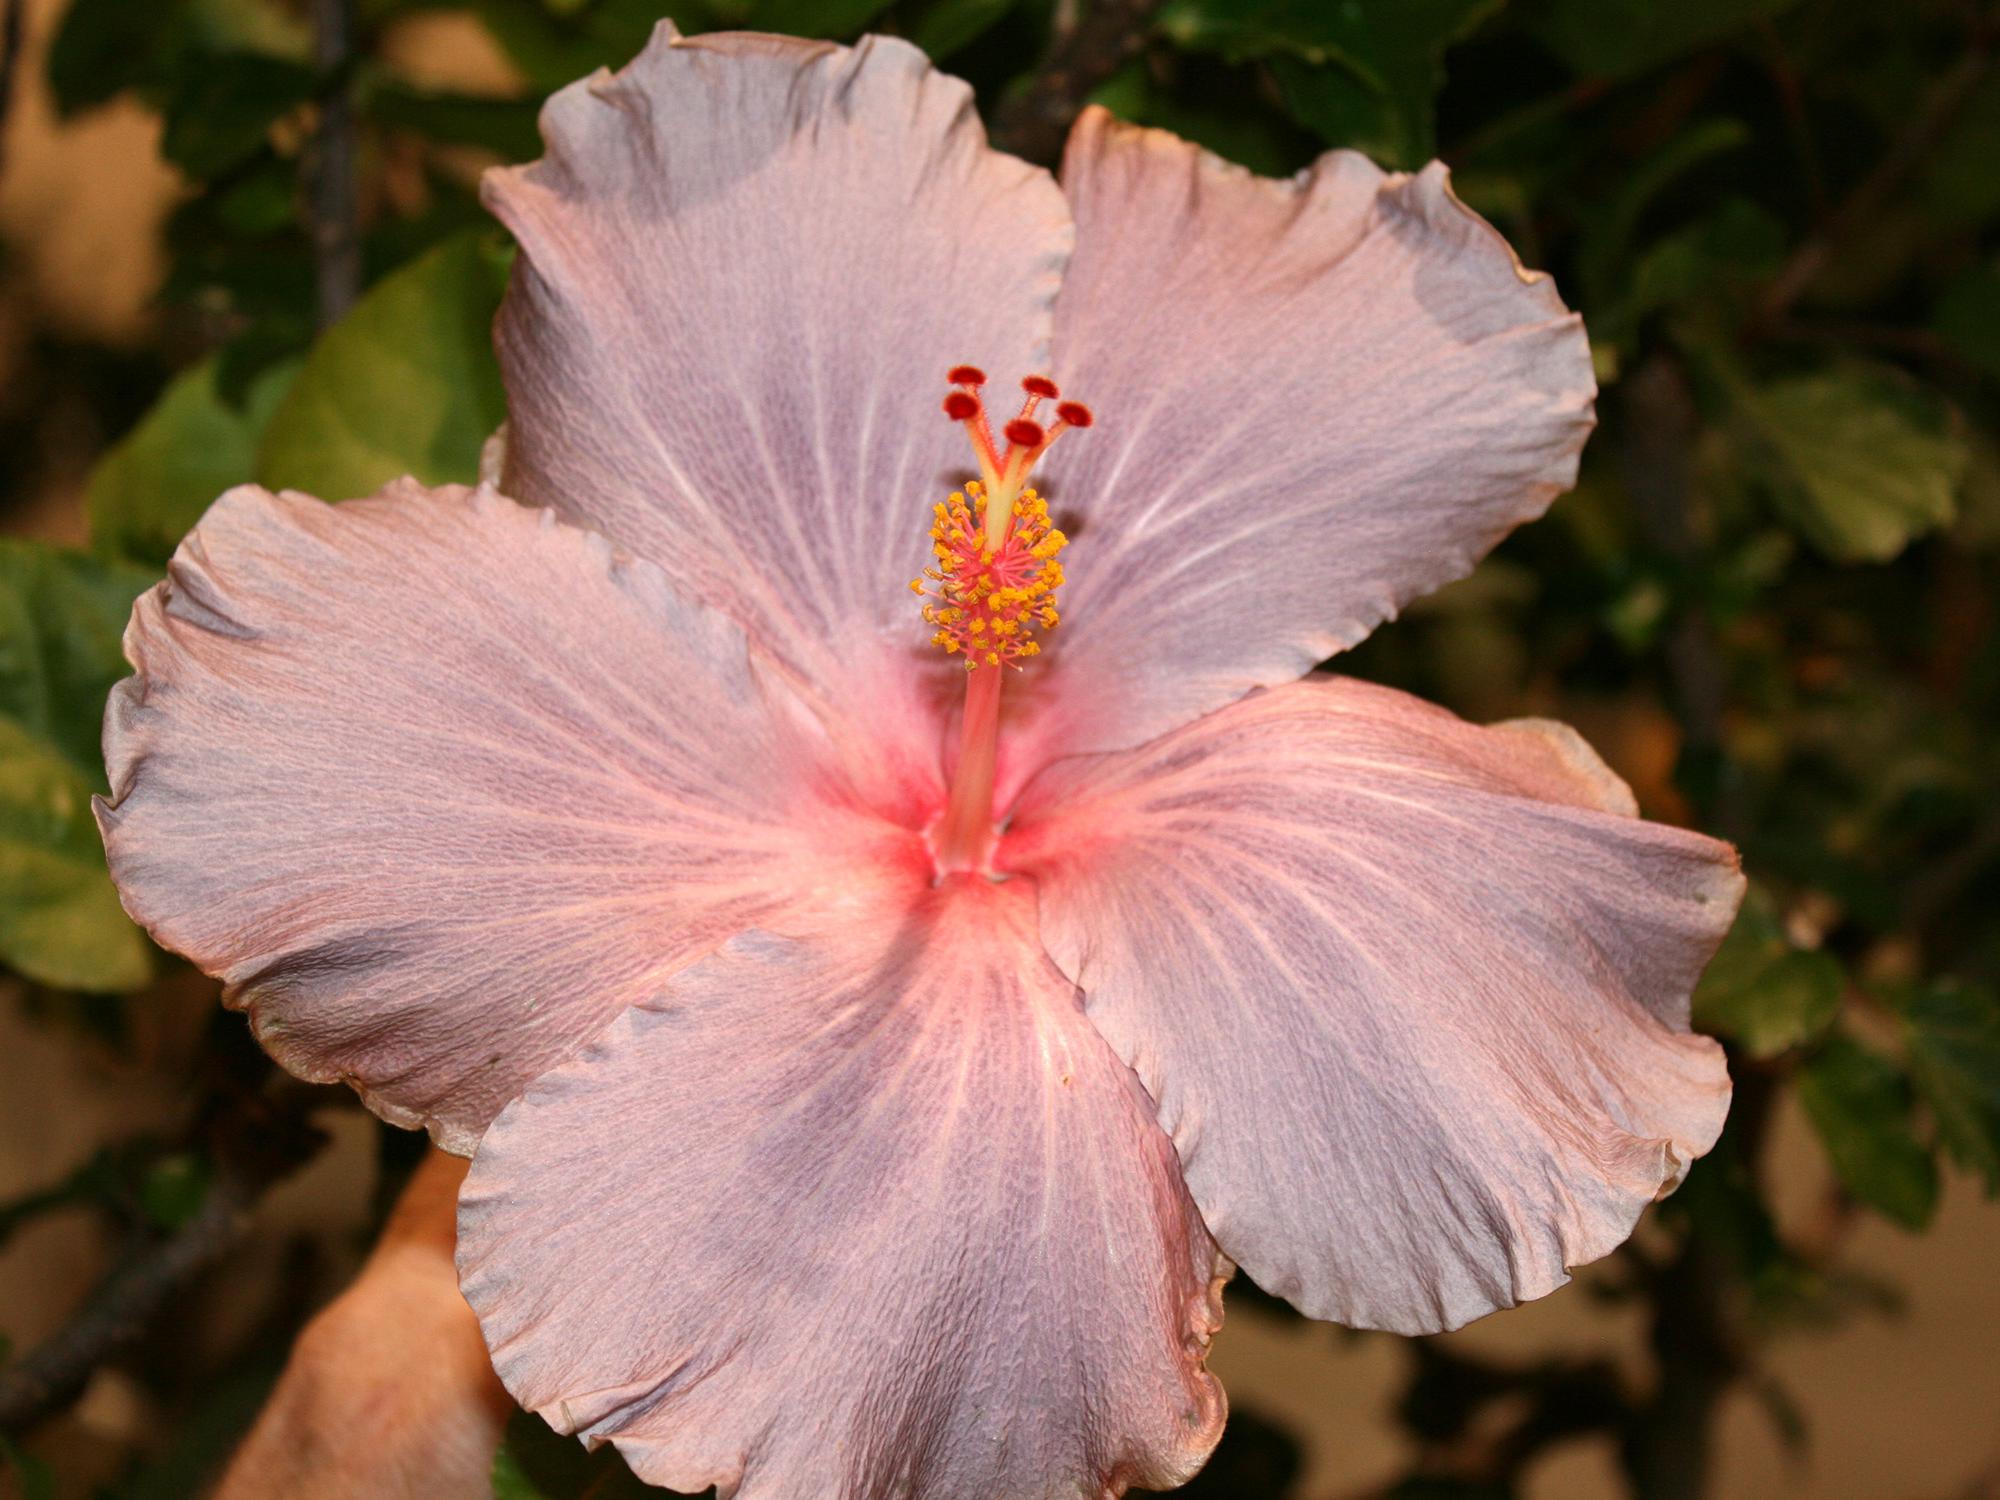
<box><xmin>95</xmin><ymin>23</ymin><xmax>1744</xmax><ymax>1499</ymax></box>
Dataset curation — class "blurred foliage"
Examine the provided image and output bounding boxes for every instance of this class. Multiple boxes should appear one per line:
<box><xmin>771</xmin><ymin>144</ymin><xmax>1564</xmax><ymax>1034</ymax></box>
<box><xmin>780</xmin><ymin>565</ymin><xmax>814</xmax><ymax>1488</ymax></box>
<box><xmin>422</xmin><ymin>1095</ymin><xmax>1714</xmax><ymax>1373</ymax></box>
<box><xmin>4</xmin><ymin>0</ymin><xmax>2000</xmax><ymax>1496</ymax></box>
<box><xmin>254</xmin><ymin>230</ymin><xmax>511</xmax><ymax>499</ymax></box>
<box><xmin>0</xmin><ymin>544</ymin><xmax>154</xmax><ymax>991</ymax></box>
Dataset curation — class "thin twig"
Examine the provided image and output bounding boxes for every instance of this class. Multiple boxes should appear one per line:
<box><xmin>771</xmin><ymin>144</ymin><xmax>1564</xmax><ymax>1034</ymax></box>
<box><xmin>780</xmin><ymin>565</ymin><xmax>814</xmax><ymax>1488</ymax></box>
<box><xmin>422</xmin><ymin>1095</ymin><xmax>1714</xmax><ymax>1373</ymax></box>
<box><xmin>1619</xmin><ymin>352</ymin><xmax>1746</xmax><ymax>840</ymax></box>
<box><xmin>307</xmin><ymin>0</ymin><xmax>361</xmax><ymax>327</ymax></box>
<box><xmin>1756</xmin><ymin>9</ymin><xmax>1999</xmax><ymax>328</ymax></box>
<box><xmin>1611</xmin><ymin>354</ymin><xmax>1762</xmax><ymax>1500</ymax></box>
<box><xmin>0</xmin><ymin>1172</ymin><xmax>253</xmax><ymax>1430</ymax></box>
<box><xmin>990</xmin><ymin>0</ymin><xmax>1164</xmax><ymax>166</ymax></box>
<box><xmin>1756</xmin><ymin>18</ymin><xmax>1826</xmax><ymax>219</ymax></box>
<box><xmin>0</xmin><ymin>1075</ymin><xmax>328</xmax><ymax>1434</ymax></box>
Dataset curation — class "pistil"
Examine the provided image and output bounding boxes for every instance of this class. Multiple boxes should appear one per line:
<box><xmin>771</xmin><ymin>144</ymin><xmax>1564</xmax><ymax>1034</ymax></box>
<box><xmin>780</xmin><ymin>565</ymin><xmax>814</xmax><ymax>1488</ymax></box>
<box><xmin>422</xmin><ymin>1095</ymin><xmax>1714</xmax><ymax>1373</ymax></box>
<box><xmin>916</xmin><ymin>368</ymin><xmax>1091</xmax><ymax>875</ymax></box>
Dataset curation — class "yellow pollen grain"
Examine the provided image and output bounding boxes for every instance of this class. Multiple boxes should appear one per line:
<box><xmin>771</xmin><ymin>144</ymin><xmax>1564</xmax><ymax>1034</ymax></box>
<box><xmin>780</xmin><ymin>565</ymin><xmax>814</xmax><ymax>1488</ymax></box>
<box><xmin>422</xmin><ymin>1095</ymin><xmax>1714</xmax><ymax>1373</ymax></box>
<box><xmin>910</xmin><ymin>481</ymin><xmax>1068</xmax><ymax>671</ymax></box>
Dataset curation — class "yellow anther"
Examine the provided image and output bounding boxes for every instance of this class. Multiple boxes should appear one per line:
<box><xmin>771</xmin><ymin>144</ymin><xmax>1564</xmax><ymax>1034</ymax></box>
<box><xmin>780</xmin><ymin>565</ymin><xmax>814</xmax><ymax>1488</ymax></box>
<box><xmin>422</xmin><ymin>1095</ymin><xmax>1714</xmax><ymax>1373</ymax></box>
<box><xmin>911</xmin><ymin>479</ymin><xmax>1068</xmax><ymax>670</ymax></box>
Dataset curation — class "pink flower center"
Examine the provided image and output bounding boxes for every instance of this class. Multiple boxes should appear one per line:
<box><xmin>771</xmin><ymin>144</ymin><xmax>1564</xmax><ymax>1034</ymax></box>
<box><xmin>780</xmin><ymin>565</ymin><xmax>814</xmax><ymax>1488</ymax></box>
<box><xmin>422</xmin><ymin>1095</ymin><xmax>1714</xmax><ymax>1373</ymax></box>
<box><xmin>921</xmin><ymin>367</ymin><xmax>1093</xmax><ymax>876</ymax></box>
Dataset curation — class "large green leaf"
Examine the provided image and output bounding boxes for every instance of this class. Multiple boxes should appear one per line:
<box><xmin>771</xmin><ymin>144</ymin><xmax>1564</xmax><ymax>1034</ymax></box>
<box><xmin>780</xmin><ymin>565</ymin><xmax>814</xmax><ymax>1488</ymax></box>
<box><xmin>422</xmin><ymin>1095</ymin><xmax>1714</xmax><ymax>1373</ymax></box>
<box><xmin>1728</xmin><ymin>362</ymin><xmax>1967</xmax><ymax>563</ymax></box>
<box><xmin>718</xmin><ymin>0</ymin><xmax>898</xmax><ymax>36</ymax></box>
<box><xmin>1577</xmin><ymin>118</ymin><xmax>1752</xmax><ymax>313</ymax></box>
<box><xmin>256</xmin><ymin>232</ymin><xmax>513</xmax><ymax>501</ymax></box>
<box><xmin>1618</xmin><ymin>197</ymin><xmax>1785</xmax><ymax>333</ymax></box>
<box><xmin>903</xmin><ymin>0</ymin><xmax>1019</xmax><ymax>59</ymax></box>
<box><xmin>0</xmin><ymin>724</ymin><xmax>151</xmax><ymax>993</ymax></box>
<box><xmin>44</xmin><ymin>0</ymin><xmax>191</xmax><ymax>115</ymax></box>
<box><xmin>1525</xmin><ymin>0</ymin><xmax>1803</xmax><ymax>80</ymax></box>
<box><xmin>1090</xmin><ymin>60</ymin><xmax>1318</xmax><ymax>178</ymax></box>
<box><xmin>1692</xmin><ymin>887</ymin><xmax>1842</xmax><ymax>1059</ymax></box>
<box><xmin>0</xmin><ymin>542</ymin><xmax>156</xmax><ymax>773</ymax></box>
<box><xmin>471</xmin><ymin>0</ymin><xmax>890</xmax><ymax>89</ymax></box>
<box><xmin>46</xmin><ymin>0</ymin><xmax>307</xmax><ymax>116</ymax></box>
<box><xmin>159</xmin><ymin>51</ymin><xmax>316</xmax><ymax>179</ymax></box>
<box><xmin>1934</xmin><ymin>260</ymin><xmax>2000</xmax><ymax>379</ymax></box>
<box><xmin>0</xmin><ymin>543</ymin><xmax>157</xmax><ymax>991</ymax></box>
<box><xmin>89</xmin><ymin>355</ymin><xmax>299</xmax><ymax>568</ymax></box>
<box><xmin>1798</xmin><ymin>1034</ymin><xmax>1939</xmax><ymax>1230</ymax></box>
<box><xmin>471</xmin><ymin>0</ymin><xmax>700</xmax><ymax>88</ymax></box>
<box><xmin>1902</xmin><ymin>981</ymin><xmax>2000</xmax><ymax>1193</ymax></box>
<box><xmin>1161</xmin><ymin>0</ymin><xmax>1498</xmax><ymax>166</ymax></box>
<box><xmin>361</xmin><ymin>78</ymin><xmax>545</xmax><ymax>160</ymax></box>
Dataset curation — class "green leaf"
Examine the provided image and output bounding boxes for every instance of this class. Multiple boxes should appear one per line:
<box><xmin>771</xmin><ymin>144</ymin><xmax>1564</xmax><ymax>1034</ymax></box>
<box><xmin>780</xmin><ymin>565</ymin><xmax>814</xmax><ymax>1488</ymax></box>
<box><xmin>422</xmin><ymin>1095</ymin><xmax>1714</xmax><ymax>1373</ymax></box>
<box><xmin>492</xmin><ymin>1411</ymin><xmax>656</xmax><ymax>1500</ymax></box>
<box><xmin>1577</xmin><ymin>117</ymin><xmax>1751</xmax><ymax>313</ymax></box>
<box><xmin>1902</xmin><ymin>981</ymin><xmax>2000</xmax><ymax>1193</ymax></box>
<box><xmin>184</xmin><ymin>0</ymin><xmax>312</xmax><ymax>59</ymax></box>
<box><xmin>0</xmin><ymin>544</ymin><xmax>156</xmax><ymax>992</ymax></box>
<box><xmin>1934</xmin><ymin>260</ymin><xmax>2000</xmax><ymax>379</ymax></box>
<box><xmin>1269</xmin><ymin>55</ymin><xmax>1414</xmax><ymax>168</ymax></box>
<box><xmin>471</xmin><ymin>0</ymin><xmax>707</xmax><ymax>89</ymax></box>
<box><xmin>1525</xmin><ymin>0</ymin><xmax>1803</xmax><ymax>81</ymax></box>
<box><xmin>0</xmin><ymin>1433</ymin><xmax>57</xmax><ymax>1500</ymax></box>
<box><xmin>1160</xmin><ymin>0</ymin><xmax>1498</xmax><ymax>166</ymax></box>
<box><xmin>903</xmin><ymin>0</ymin><xmax>1018</xmax><ymax>59</ymax></box>
<box><xmin>0</xmin><ymin>542</ymin><xmax>156</xmax><ymax>774</ymax></box>
<box><xmin>89</xmin><ymin>356</ymin><xmax>300</xmax><ymax>569</ymax></box>
<box><xmin>1798</xmin><ymin>1034</ymin><xmax>1939</xmax><ymax>1230</ymax></box>
<box><xmin>46</xmin><ymin>0</ymin><xmax>307</xmax><ymax>116</ymax></box>
<box><xmin>140</xmin><ymin>1152</ymin><xmax>213</xmax><ymax>1230</ymax></box>
<box><xmin>1692</xmin><ymin>886</ymin><xmax>1842</xmax><ymax>1059</ymax></box>
<box><xmin>213</xmin><ymin>163</ymin><xmax>301</xmax><ymax>235</ymax></box>
<box><xmin>45</xmin><ymin>0</ymin><xmax>190</xmax><ymax>115</ymax></box>
<box><xmin>1921</xmin><ymin>74</ymin><xmax>2000</xmax><ymax>230</ymax></box>
<box><xmin>1625</xmin><ymin>198</ymin><xmax>1785</xmax><ymax>323</ymax></box>
<box><xmin>160</xmin><ymin>51</ymin><xmax>316</xmax><ymax>179</ymax></box>
<box><xmin>720</xmin><ymin>0</ymin><xmax>897</xmax><ymax>35</ymax></box>
<box><xmin>1727</xmin><ymin>362</ymin><xmax>1967</xmax><ymax>563</ymax></box>
<box><xmin>256</xmin><ymin>231</ymin><xmax>513</xmax><ymax>500</ymax></box>
<box><xmin>1089</xmin><ymin>59</ymin><xmax>1318</xmax><ymax>177</ymax></box>
<box><xmin>0</xmin><ymin>721</ymin><xmax>151</xmax><ymax>993</ymax></box>
<box><xmin>361</xmin><ymin>78</ymin><xmax>545</xmax><ymax>159</ymax></box>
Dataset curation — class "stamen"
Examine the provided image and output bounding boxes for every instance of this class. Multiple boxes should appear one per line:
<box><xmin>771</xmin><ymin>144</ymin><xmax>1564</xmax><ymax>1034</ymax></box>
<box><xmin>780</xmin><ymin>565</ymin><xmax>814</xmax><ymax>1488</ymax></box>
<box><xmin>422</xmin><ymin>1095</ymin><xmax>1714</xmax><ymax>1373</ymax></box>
<box><xmin>909</xmin><ymin>481</ymin><xmax>1068</xmax><ymax>670</ymax></box>
<box><xmin>922</xmin><ymin>365</ymin><xmax>1095</xmax><ymax>876</ymax></box>
<box><xmin>916</xmin><ymin>366</ymin><xmax>1089</xmax><ymax>671</ymax></box>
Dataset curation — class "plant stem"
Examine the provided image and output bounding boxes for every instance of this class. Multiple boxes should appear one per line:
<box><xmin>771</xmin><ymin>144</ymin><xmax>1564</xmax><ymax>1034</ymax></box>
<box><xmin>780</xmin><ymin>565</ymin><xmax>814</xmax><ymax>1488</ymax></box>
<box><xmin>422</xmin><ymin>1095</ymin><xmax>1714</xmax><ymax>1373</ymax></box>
<box><xmin>990</xmin><ymin>0</ymin><xmax>1164</xmax><ymax>166</ymax></box>
<box><xmin>308</xmin><ymin>0</ymin><xmax>360</xmax><ymax>328</ymax></box>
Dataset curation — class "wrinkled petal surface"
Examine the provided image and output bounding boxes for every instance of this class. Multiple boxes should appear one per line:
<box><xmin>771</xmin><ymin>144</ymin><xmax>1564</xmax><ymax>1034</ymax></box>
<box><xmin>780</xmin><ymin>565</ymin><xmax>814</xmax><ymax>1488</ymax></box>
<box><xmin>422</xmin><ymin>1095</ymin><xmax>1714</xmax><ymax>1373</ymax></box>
<box><xmin>487</xmin><ymin>25</ymin><xmax>1071</xmax><ymax>720</ymax></box>
<box><xmin>1003</xmin><ymin>677</ymin><xmax>1740</xmax><ymax>1335</ymax></box>
<box><xmin>458</xmin><ymin>876</ymin><xmax>1226</xmax><ymax>1500</ymax></box>
<box><xmin>1006</xmin><ymin>109</ymin><xmax>1596</xmax><ymax>777</ymax></box>
<box><xmin>97</xmin><ymin>481</ymin><xmax>912</xmax><ymax>1152</ymax></box>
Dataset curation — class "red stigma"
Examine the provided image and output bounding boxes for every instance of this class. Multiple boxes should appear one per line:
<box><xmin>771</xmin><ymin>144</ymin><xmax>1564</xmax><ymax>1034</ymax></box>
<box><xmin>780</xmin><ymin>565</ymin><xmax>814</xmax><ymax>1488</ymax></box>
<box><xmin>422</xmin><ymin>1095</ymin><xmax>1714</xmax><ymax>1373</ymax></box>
<box><xmin>947</xmin><ymin>365</ymin><xmax>988</xmax><ymax>387</ymax></box>
<box><xmin>1004</xmin><ymin>418</ymin><xmax>1046</xmax><ymax>449</ymax></box>
<box><xmin>1055</xmin><ymin>401</ymin><xmax>1094</xmax><ymax>429</ymax></box>
<box><xmin>943</xmin><ymin>390</ymin><xmax>980</xmax><ymax>421</ymax></box>
<box><xmin>1021</xmin><ymin>375</ymin><xmax>1060</xmax><ymax>400</ymax></box>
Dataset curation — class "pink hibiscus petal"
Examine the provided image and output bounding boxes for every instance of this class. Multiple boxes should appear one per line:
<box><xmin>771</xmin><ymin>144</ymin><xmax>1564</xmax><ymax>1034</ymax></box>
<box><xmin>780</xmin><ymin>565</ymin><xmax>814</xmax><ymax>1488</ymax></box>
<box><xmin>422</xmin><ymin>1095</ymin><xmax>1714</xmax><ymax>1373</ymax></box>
<box><xmin>1003</xmin><ymin>676</ymin><xmax>1740</xmax><ymax>1335</ymax></box>
<box><xmin>457</xmin><ymin>876</ymin><xmax>1227</xmax><ymax>1499</ymax></box>
<box><xmin>1004</xmin><ymin>108</ymin><xmax>1597</xmax><ymax>777</ymax></box>
<box><xmin>96</xmin><ymin>480</ymin><xmax>915</xmax><ymax>1153</ymax></box>
<box><xmin>485</xmin><ymin>25</ymin><xmax>1072</xmax><ymax>712</ymax></box>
